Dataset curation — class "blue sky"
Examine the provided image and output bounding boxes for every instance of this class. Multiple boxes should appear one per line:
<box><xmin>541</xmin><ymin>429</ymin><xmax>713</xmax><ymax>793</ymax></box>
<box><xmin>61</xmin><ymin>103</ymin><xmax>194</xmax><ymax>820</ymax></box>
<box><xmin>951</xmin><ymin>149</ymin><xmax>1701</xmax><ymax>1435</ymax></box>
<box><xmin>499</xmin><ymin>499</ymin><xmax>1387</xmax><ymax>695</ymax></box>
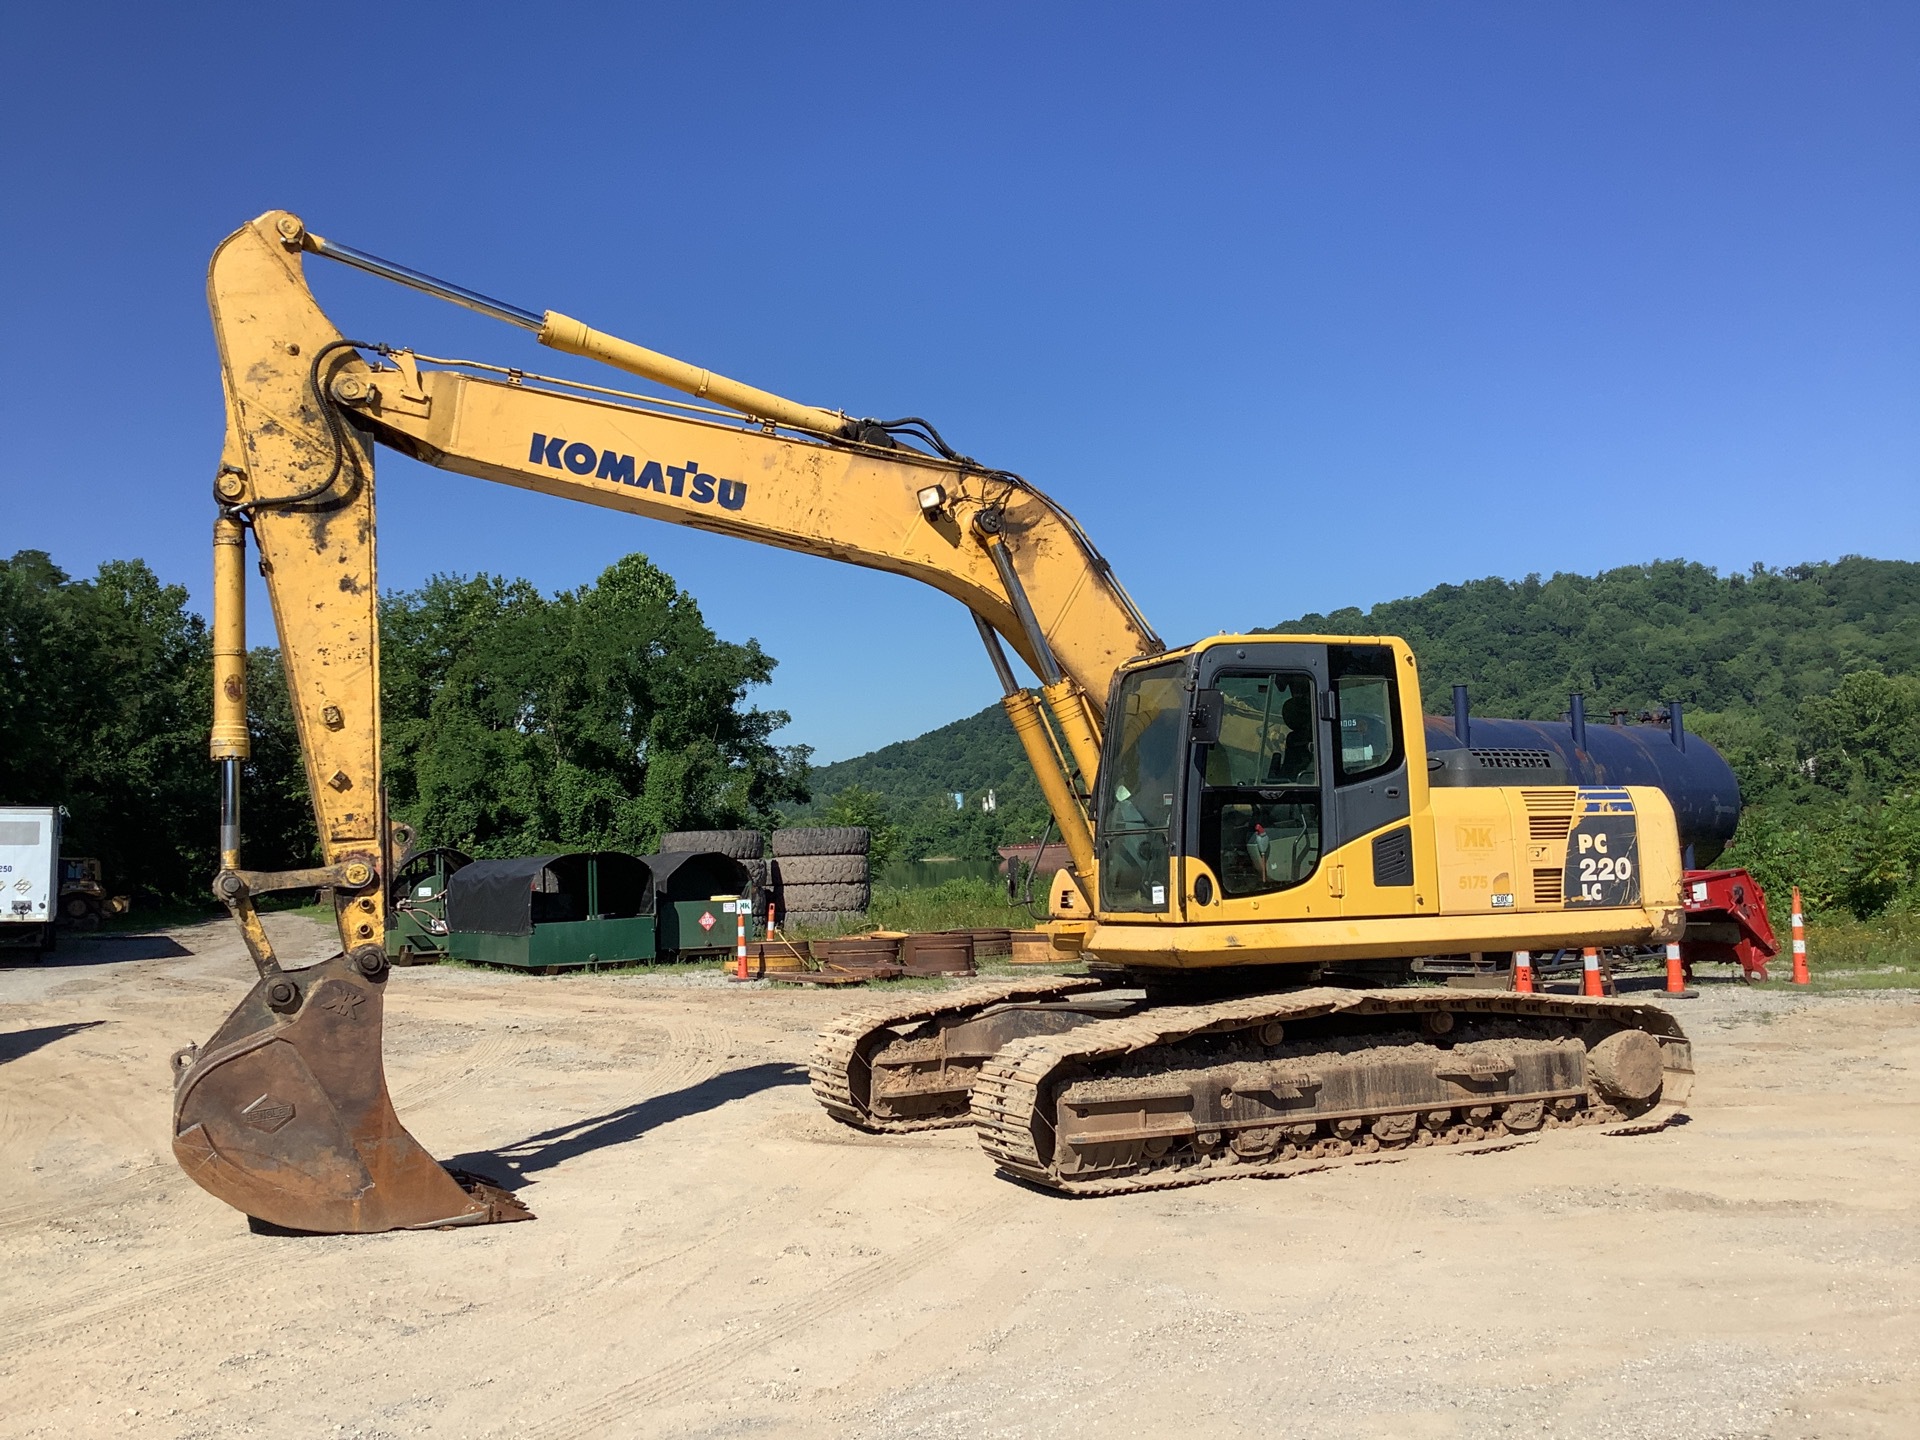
<box><xmin>3</xmin><ymin>4</ymin><xmax>1915</xmax><ymax>761</ymax></box>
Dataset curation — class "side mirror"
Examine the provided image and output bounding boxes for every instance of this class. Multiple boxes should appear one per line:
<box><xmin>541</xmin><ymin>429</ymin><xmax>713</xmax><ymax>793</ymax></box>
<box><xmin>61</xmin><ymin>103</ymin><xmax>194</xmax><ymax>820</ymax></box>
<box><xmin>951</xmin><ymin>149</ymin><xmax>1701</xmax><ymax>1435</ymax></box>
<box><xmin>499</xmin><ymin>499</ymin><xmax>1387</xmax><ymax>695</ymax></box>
<box><xmin>1190</xmin><ymin>688</ymin><xmax>1224</xmax><ymax>745</ymax></box>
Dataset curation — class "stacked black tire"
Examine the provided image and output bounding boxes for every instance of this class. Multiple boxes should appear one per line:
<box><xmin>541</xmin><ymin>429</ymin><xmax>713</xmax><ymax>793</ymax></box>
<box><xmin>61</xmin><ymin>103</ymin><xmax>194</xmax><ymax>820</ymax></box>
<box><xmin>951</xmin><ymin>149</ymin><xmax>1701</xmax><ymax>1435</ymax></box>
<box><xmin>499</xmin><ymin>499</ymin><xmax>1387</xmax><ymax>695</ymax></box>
<box><xmin>658</xmin><ymin>830</ymin><xmax>769</xmax><ymax>891</ymax></box>
<box><xmin>771</xmin><ymin>827</ymin><xmax>870</xmax><ymax>928</ymax></box>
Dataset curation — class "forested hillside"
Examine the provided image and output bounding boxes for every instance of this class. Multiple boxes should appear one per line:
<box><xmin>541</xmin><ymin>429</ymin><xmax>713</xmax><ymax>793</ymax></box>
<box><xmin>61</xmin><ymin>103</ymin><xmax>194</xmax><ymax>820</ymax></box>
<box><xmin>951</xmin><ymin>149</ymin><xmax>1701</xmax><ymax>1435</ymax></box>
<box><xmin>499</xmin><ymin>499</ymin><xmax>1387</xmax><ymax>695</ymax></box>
<box><xmin>10</xmin><ymin>545</ymin><xmax>1916</xmax><ymax>920</ymax></box>
<box><xmin>1268</xmin><ymin>558</ymin><xmax>1920</xmax><ymax>789</ymax></box>
<box><xmin>796</xmin><ymin>705</ymin><xmax>1050</xmax><ymax>864</ymax></box>
<box><xmin>801</xmin><ymin>558</ymin><xmax>1920</xmax><ymax>917</ymax></box>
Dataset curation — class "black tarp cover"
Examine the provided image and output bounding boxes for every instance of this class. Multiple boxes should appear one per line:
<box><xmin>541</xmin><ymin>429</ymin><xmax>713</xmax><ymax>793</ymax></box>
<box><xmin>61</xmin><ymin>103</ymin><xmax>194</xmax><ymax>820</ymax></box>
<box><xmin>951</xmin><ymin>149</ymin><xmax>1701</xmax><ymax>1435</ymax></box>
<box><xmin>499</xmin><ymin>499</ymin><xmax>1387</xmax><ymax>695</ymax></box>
<box><xmin>645</xmin><ymin>851</ymin><xmax>752</xmax><ymax>900</ymax></box>
<box><xmin>446</xmin><ymin>853</ymin><xmax>654</xmax><ymax>936</ymax></box>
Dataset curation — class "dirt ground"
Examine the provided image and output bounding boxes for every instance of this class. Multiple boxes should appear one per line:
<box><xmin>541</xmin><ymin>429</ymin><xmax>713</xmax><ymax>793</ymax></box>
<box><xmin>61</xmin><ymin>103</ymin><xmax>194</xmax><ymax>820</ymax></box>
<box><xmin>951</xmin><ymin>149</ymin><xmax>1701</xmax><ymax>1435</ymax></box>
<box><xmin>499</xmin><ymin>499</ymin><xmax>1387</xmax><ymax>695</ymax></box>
<box><xmin>2</xmin><ymin>915</ymin><xmax>1916</xmax><ymax>1440</ymax></box>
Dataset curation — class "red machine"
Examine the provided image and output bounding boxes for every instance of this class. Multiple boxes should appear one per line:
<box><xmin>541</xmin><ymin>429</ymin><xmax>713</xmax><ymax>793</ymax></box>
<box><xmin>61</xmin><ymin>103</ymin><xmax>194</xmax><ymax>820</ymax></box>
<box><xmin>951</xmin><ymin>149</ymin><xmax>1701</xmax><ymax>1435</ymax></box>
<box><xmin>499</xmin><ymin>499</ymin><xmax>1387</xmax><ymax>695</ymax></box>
<box><xmin>1680</xmin><ymin>868</ymin><xmax>1778</xmax><ymax>983</ymax></box>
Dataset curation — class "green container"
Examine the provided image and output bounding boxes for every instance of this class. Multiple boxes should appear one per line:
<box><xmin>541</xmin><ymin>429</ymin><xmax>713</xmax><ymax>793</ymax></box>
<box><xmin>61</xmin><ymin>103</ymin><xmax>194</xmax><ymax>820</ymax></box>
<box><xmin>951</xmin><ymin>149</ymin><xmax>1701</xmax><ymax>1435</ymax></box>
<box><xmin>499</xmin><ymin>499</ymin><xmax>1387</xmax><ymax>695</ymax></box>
<box><xmin>658</xmin><ymin>896</ymin><xmax>764</xmax><ymax>959</ymax></box>
<box><xmin>444</xmin><ymin>851</ymin><xmax>657</xmax><ymax>972</ymax></box>
<box><xmin>645</xmin><ymin>850</ymin><xmax>765</xmax><ymax>960</ymax></box>
<box><xmin>386</xmin><ymin>847</ymin><xmax>472</xmax><ymax>964</ymax></box>
<box><xmin>448</xmin><ymin>915</ymin><xmax>656</xmax><ymax>970</ymax></box>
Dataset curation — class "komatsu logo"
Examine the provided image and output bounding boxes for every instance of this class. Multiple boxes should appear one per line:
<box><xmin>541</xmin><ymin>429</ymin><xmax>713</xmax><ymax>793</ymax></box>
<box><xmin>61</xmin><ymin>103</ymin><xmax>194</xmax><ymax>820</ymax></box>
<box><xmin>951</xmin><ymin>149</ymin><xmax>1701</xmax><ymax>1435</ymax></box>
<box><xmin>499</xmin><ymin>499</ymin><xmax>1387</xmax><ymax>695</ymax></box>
<box><xmin>529</xmin><ymin>434</ymin><xmax>747</xmax><ymax>511</ymax></box>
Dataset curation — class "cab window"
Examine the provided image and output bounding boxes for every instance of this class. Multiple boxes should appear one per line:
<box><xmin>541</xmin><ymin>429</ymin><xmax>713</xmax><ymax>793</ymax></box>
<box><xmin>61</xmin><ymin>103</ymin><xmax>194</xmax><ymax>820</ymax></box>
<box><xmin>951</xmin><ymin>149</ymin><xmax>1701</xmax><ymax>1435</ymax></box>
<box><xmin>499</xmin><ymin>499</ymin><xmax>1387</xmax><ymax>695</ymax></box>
<box><xmin>1098</xmin><ymin>663</ymin><xmax>1186</xmax><ymax>912</ymax></box>
<box><xmin>1207</xmin><ymin>673</ymin><xmax>1316</xmax><ymax>788</ymax></box>
<box><xmin>1330</xmin><ymin>645</ymin><xmax>1402</xmax><ymax>783</ymax></box>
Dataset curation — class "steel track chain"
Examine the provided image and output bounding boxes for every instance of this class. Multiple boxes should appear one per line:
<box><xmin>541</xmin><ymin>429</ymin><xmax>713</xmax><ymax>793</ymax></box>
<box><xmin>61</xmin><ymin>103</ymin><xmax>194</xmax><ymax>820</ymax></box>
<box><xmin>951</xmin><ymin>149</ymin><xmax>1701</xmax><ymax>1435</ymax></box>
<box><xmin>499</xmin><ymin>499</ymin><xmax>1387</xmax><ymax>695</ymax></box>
<box><xmin>971</xmin><ymin>986</ymin><xmax>1693</xmax><ymax>1196</ymax></box>
<box><xmin>809</xmin><ymin>974</ymin><xmax>1106</xmax><ymax>1131</ymax></box>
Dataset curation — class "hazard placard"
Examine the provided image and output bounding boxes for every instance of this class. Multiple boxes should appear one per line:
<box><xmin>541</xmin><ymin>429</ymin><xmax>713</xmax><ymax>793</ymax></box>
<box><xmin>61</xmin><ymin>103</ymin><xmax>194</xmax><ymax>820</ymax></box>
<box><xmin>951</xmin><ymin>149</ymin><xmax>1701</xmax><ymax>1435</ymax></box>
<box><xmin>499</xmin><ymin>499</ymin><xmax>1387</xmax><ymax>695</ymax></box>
<box><xmin>698</xmin><ymin>910</ymin><xmax>716</xmax><ymax>932</ymax></box>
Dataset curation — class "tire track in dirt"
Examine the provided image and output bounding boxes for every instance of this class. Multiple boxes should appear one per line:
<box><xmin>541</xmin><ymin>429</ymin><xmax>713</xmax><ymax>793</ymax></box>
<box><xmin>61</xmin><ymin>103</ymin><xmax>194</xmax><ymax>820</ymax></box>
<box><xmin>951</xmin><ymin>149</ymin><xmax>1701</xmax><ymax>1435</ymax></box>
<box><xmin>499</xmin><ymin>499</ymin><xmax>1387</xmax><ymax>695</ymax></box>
<box><xmin>0</xmin><ymin>1091</ymin><xmax>26</xmax><ymax>1158</ymax></box>
<box><xmin>507</xmin><ymin>1140</ymin><xmax>862</xmax><ymax>1343</ymax></box>
<box><xmin>816</xmin><ymin>1206</ymin><xmax>1088</xmax><ymax>1432</ymax></box>
<box><xmin>392</xmin><ymin>1012</ymin><xmax>728</xmax><ymax>1112</ymax></box>
<box><xmin>388</xmin><ymin>1026</ymin><xmax>530</xmax><ymax>1112</ymax></box>
<box><xmin>526</xmin><ymin>1199</ymin><xmax>1005</xmax><ymax>1440</ymax></box>
<box><xmin>468</xmin><ymin>1014</ymin><xmax>780</xmax><ymax>1324</ymax></box>
<box><xmin>0</xmin><ymin>1009</ymin><xmax>785</xmax><ymax>1372</ymax></box>
<box><xmin>0</xmin><ymin>1162</ymin><xmax>175</xmax><ymax>1238</ymax></box>
<box><xmin>641</xmin><ymin>1016</ymin><xmax>732</xmax><ymax>1094</ymax></box>
<box><xmin>0</xmin><ymin>1239</ymin><xmax>257</xmax><ymax>1348</ymax></box>
<box><xmin>1278</xmin><ymin>1164</ymin><xmax>1424</xmax><ymax>1360</ymax></box>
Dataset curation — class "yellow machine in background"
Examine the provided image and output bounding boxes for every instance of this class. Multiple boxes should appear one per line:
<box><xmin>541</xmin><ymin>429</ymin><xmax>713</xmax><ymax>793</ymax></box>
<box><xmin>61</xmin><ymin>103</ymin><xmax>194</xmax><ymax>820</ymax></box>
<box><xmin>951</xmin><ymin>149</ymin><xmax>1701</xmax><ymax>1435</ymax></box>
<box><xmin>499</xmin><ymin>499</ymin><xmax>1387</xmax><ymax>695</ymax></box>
<box><xmin>173</xmin><ymin>211</ymin><xmax>1694</xmax><ymax>1232</ymax></box>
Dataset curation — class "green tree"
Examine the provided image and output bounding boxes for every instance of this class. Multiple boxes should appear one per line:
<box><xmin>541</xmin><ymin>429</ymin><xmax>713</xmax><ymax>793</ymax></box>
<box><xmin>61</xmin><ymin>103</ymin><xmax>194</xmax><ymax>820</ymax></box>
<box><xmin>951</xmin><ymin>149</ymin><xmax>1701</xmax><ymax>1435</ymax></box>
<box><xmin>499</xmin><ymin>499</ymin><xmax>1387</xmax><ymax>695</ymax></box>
<box><xmin>0</xmin><ymin>551</ymin><xmax>311</xmax><ymax>901</ymax></box>
<box><xmin>1796</xmin><ymin>670</ymin><xmax>1920</xmax><ymax>800</ymax></box>
<box><xmin>1724</xmin><ymin>669</ymin><xmax>1920</xmax><ymax>919</ymax></box>
<box><xmin>819</xmin><ymin>784</ymin><xmax>900</xmax><ymax>866</ymax></box>
<box><xmin>242</xmin><ymin>646</ymin><xmax>317</xmax><ymax>871</ymax></box>
<box><xmin>381</xmin><ymin>555</ymin><xmax>809</xmax><ymax>857</ymax></box>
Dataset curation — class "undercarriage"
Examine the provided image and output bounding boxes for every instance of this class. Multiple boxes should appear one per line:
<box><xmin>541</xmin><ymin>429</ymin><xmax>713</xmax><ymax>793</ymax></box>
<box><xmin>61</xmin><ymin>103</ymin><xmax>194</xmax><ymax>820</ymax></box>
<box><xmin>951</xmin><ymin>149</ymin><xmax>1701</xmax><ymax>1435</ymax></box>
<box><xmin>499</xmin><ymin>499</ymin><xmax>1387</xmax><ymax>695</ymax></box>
<box><xmin>810</xmin><ymin>978</ymin><xmax>1691</xmax><ymax>1195</ymax></box>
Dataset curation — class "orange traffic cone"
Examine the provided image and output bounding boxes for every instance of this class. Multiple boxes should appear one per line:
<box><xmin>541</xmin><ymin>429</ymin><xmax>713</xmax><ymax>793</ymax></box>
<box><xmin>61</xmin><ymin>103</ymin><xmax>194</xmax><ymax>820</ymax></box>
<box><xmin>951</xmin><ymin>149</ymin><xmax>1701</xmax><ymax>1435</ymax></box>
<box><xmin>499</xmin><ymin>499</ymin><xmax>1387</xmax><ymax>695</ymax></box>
<box><xmin>1664</xmin><ymin>941</ymin><xmax>1696</xmax><ymax>998</ymax></box>
<box><xmin>736</xmin><ymin>904</ymin><xmax>750</xmax><ymax>981</ymax></box>
<box><xmin>1791</xmin><ymin>887</ymin><xmax>1810</xmax><ymax>986</ymax></box>
<box><xmin>1513</xmin><ymin>948</ymin><xmax>1534</xmax><ymax>994</ymax></box>
<box><xmin>1582</xmin><ymin>946</ymin><xmax>1605</xmax><ymax>998</ymax></box>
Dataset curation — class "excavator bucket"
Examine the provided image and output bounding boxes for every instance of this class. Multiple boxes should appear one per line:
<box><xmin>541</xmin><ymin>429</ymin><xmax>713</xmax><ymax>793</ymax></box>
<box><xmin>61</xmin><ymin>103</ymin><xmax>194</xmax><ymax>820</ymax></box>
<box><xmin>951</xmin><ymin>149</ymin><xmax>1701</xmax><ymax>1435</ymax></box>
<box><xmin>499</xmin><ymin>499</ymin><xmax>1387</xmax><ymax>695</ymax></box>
<box><xmin>171</xmin><ymin>952</ymin><xmax>530</xmax><ymax>1233</ymax></box>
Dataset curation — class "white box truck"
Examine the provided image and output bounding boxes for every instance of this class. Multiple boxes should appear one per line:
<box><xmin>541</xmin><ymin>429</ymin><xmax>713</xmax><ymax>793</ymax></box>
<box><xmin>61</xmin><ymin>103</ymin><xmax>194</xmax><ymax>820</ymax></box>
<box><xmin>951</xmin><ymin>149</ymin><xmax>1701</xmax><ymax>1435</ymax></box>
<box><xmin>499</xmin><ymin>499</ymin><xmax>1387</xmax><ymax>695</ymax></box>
<box><xmin>0</xmin><ymin>805</ymin><xmax>60</xmax><ymax>962</ymax></box>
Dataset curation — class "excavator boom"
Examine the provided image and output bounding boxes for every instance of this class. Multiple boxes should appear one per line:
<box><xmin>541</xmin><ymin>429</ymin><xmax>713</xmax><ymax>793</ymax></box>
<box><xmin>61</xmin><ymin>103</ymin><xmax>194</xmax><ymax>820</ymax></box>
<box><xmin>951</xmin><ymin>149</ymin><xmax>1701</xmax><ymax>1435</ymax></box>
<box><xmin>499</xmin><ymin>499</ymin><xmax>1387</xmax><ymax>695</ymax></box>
<box><xmin>177</xmin><ymin>210</ymin><xmax>1155</xmax><ymax>1232</ymax></box>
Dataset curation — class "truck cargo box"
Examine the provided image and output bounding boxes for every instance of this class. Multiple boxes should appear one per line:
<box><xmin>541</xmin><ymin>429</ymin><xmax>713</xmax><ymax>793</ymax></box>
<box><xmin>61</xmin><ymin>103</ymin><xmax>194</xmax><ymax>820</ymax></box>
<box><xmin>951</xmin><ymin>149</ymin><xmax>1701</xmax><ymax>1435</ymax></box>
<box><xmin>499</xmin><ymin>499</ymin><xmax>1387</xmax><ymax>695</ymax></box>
<box><xmin>0</xmin><ymin>806</ymin><xmax>60</xmax><ymax>960</ymax></box>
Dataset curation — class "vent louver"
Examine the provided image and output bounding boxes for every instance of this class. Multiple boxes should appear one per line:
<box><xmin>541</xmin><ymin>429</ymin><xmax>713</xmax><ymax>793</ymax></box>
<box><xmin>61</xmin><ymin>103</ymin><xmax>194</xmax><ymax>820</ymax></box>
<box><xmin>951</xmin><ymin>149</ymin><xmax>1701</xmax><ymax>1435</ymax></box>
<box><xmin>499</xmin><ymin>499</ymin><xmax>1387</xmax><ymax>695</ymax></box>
<box><xmin>1471</xmin><ymin>748</ymin><xmax>1557</xmax><ymax>770</ymax></box>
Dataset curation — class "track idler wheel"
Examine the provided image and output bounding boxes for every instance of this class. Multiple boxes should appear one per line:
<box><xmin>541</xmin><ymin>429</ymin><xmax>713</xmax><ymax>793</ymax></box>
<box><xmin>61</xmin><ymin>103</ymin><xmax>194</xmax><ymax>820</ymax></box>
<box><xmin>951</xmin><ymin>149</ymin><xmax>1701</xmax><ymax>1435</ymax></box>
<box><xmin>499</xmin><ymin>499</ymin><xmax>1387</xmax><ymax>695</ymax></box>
<box><xmin>1587</xmin><ymin>1028</ymin><xmax>1665</xmax><ymax>1107</ymax></box>
<box><xmin>171</xmin><ymin>948</ymin><xmax>531</xmax><ymax>1233</ymax></box>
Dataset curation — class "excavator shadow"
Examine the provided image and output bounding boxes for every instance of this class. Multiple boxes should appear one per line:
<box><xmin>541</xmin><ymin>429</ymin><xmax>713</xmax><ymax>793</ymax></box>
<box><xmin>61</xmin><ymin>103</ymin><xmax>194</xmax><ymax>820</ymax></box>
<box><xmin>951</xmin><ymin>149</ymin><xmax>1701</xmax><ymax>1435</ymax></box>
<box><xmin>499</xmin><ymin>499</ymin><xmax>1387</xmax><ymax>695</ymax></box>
<box><xmin>0</xmin><ymin>1019</ymin><xmax>105</xmax><ymax>1066</ymax></box>
<box><xmin>443</xmin><ymin>1062</ymin><xmax>809</xmax><ymax>1192</ymax></box>
<box><xmin>16</xmin><ymin>934</ymin><xmax>194</xmax><ymax>969</ymax></box>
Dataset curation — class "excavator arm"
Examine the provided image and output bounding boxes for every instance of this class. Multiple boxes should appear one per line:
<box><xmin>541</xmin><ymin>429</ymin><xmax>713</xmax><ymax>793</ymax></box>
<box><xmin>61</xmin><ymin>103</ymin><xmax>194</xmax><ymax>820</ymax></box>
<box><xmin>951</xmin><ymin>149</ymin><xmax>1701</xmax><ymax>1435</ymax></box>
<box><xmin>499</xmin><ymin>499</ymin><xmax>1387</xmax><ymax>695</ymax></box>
<box><xmin>174</xmin><ymin>210</ymin><xmax>1159</xmax><ymax>1232</ymax></box>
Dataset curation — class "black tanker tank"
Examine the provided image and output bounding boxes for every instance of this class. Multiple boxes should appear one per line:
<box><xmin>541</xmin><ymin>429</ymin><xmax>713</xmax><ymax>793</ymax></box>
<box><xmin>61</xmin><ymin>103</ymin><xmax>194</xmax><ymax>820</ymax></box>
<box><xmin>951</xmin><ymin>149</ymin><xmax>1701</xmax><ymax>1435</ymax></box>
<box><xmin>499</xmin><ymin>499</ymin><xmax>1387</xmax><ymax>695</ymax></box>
<box><xmin>1424</xmin><ymin>688</ymin><xmax>1742</xmax><ymax>865</ymax></box>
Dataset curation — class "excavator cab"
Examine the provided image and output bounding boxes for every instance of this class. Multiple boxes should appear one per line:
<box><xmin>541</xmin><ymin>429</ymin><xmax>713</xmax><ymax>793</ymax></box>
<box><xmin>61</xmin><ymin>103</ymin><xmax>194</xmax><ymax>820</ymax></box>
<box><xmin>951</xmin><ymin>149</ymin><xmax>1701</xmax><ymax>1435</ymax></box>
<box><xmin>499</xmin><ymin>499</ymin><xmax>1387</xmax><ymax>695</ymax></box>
<box><xmin>1095</xmin><ymin>638</ymin><xmax>1415</xmax><ymax>925</ymax></box>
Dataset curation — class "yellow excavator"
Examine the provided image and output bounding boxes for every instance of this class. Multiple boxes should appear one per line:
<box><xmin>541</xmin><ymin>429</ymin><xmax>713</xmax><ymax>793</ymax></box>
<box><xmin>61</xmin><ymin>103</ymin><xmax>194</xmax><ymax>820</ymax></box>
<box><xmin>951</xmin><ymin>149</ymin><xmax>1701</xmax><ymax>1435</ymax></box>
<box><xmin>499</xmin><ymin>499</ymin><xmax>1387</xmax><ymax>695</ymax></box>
<box><xmin>175</xmin><ymin>210</ymin><xmax>1705</xmax><ymax>1232</ymax></box>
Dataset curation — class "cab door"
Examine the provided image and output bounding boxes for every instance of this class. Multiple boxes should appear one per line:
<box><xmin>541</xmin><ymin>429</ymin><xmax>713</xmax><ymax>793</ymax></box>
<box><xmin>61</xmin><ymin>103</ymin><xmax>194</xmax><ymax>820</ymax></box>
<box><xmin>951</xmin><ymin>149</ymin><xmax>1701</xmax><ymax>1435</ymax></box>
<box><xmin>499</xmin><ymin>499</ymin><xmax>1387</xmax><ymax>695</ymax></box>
<box><xmin>1183</xmin><ymin>643</ymin><xmax>1340</xmax><ymax>924</ymax></box>
<box><xmin>1322</xmin><ymin>643</ymin><xmax>1416</xmax><ymax>917</ymax></box>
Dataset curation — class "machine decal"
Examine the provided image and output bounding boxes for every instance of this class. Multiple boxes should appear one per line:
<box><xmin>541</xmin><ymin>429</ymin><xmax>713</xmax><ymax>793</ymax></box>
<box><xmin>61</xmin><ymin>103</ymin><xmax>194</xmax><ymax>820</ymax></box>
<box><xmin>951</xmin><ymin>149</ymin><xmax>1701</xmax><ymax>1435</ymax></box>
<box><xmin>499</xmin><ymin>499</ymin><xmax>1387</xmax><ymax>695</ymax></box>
<box><xmin>240</xmin><ymin>1096</ymin><xmax>296</xmax><ymax>1133</ymax></box>
<box><xmin>322</xmin><ymin>989</ymin><xmax>364</xmax><ymax>1018</ymax></box>
<box><xmin>528</xmin><ymin>434</ymin><xmax>748</xmax><ymax>510</ymax></box>
<box><xmin>1563</xmin><ymin>788</ymin><xmax>1639</xmax><ymax>907</ymax></box>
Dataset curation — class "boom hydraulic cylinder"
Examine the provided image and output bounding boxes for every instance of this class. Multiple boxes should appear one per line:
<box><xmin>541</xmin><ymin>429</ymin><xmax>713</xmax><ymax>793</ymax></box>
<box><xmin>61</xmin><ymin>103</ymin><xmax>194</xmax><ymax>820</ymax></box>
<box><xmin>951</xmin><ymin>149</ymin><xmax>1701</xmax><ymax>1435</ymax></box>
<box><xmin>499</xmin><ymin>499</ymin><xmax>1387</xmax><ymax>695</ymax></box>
<box><xmin>974</xmin><ymin>615</ymin><xmax>1098</xmax><ymax>879</ymax></box>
